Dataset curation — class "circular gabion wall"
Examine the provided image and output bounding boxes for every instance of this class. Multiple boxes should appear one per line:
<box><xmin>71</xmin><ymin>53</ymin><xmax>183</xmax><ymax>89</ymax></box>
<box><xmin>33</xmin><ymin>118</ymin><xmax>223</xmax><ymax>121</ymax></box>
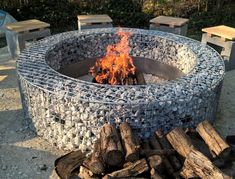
<box><xmin>17</xmin><ymin>28</ymin><xmax>225</xmax><ymax>151</ymax></box>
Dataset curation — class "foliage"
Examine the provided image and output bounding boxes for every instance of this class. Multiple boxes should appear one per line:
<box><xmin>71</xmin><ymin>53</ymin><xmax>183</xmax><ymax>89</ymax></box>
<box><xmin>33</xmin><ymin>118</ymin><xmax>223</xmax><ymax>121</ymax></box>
<box><xmin>0</xmin><ymin>0</ymin><xmax>235</xmax><ymax>35</ymax></box>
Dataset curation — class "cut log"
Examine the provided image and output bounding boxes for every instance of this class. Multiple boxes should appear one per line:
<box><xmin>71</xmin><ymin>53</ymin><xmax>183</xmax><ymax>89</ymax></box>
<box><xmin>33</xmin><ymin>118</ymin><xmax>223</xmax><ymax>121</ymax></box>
<box><xmin>119</xmin><ymin>122</ymin><xmax>140</xmax><ymax>162</ymax></box>
<box><xmin>136</xmin><ymin>70</ymin><xmax>146</xmax><ymax>85</ymax></box>
<box><xmin>140</xmin><ymin>149</ymin><xmax>175</xmax><ymax>157</ymax></box>
<box><xmin>196</xmin><ymin>120</ymin><xmax>231</xmax><ymax>158</ymax></box>
<box><xmin>155</xmin><ymin>133</ymin><xmax>182</xmax><ymax>170</ymax></box>
<box><xmin>83</xmin><ymin>139</ymin><xmax>105</xmax><ymax>175</ymax></box>
<box><xmin>100</xmin><ymin>124</ymin><xmax>124</xmax><ymax>166</ymax></box>
<box><xmin>54</xmin><ymin>150</ymin><xmax>87</xmax><ymax>179</ymax></box>
<box><xmin>150</xmin><ymin>168</ymin><xmax>163</xmax><ymax>179</ymax></box>
<box><xmin>166</xmin><ymin>128</ymin><xmax>194</xmax><ymax>158</ymax></box>
<box><xmin>148</xmin><ymin>155</ymin><xmax>164</xmax><ymax>173</ymax></box>
<box><xmin>149</xmin><ymin>135</ymin><xmax>175</xmax><ymax>176</ymax></box>
<box><xmin>180</xmin><ymin>164</ymin><xmax>198</xmax><ymax>179</ymax></box>
<box><xmin>183</xmin><ymin>148</ymin><xmax>232</xmax><ymax>179</ymax></box>
<box><xmin>102</xmin><ymin>158</ymin><xmax>149</xmax><ymax>178</ymax></box>
<box><xmin>78</xmin><ymin>166</ymin><xmax>99</xmax><ymax>179</ymax></box>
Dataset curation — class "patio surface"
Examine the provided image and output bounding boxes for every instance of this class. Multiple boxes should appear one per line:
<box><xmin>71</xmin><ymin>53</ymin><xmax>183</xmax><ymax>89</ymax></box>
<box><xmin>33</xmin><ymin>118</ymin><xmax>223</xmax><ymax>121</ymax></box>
<box><xmin>0</xmin><ymin>45</ymin><xmax>234</xmax><ymax>178</ymax></box>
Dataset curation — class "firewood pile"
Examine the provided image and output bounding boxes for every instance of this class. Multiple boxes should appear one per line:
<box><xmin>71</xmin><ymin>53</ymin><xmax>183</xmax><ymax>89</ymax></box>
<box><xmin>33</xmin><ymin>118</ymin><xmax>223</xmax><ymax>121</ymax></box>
<box><xmin>55</xmin><ymin>120</ymin><xmax>235</xmax><ymax>179</ymax></box>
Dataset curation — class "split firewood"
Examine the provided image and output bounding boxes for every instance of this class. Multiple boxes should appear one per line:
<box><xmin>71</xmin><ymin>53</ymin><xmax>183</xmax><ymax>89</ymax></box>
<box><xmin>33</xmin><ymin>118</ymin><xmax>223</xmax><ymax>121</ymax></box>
<box><xmin>82</xmin><ymin>139</ymin><xmax>105</xmax><ymax>175</ymax></box>
<box><xmin>78</xmin><ymin>166</ymin><xmax>99</xmax><ymax>179</ymax></box>
<box><xmin>136</xmin><ymin>70</ymin><xmax>146</xmax><ymax>85</ymax></box>
<box><xmin>155</xmin><ymin>132</ymin><xmax>182</xmax><ymax>170</ymax></box>
<box><xmin>149</xmin><ymin>135</ymin><xmax>176</xmax><ymax>176</ymax></box>
<box><xmin>102</xmin><ymin>158</ymin><xmax>149</xmax><ymax>178</ymax></box>
<box><xmin>196</xmin><ymin>120</ymin><xmax>231</xmax><ymax>158</ymax></box>
<box><xmin>180</xmin><ymin>164</ymin><xmax>198</xmax><ymax>179</ymax></box>
<box><xmin>140</xmin><ymin>149</ymin><xmax>175</xmax><ymax>157</ymax></box>
<box><xmin>166</xmin><ymin>128</ymin><xmax>194</xmax><ymax>158</ymax></box>
<box><xmin>150</xmin><ymin>168</ymin><xmax>163</xmax><ymax>179</ymax></box>
<box><xmin>123</xmin><ymin>161</ymin><xmax>134</xmax><ymax>168</ymax></box>
<box><xmin>119</xmin><ymin>122</ymin><xmax>140</xmax><ymax>162</ymax></box>
<box><xmin>54</xmin><ymin>150</ymin><xmax>87</xmax><ymax>179</ymax></box>
<box><xmin>100</xmin><ymin>124</ymin><xmax>124</xmax><ymax>166</ymax></box>
<box><xmin>183</xmin><ymin>148</ymin><xmax>232</xmax><ymax>179</ymax></box>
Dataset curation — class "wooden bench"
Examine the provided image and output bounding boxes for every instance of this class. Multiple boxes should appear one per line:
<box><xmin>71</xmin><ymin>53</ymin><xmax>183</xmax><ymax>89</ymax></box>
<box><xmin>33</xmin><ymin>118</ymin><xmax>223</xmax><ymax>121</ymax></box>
<box><xmin>77</xmin><ymin>15</ymin><xmax>113</xmax><ymax>32</ymax></box>
<box><xmin>201</xmin><ymin>25</ymin><xmax>235</xmax><ymax>70</ymax></box>
<box><xmin>149</xmin><ymin>16</ymin><xmax>189</xmax><ymax>36</ymax></box>
<box><xmin>5</xmin><ymin>19</ymin><xmax>50</xmax><ymax>58</ymax></box>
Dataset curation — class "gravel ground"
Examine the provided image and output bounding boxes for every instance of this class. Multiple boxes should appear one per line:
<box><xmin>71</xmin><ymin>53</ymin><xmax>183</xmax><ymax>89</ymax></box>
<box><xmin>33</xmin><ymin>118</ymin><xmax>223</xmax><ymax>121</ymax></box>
<box><xmin>0</xmin><ymin>46</ymin><xmax>235</xmax><ymax>178</ymax></box>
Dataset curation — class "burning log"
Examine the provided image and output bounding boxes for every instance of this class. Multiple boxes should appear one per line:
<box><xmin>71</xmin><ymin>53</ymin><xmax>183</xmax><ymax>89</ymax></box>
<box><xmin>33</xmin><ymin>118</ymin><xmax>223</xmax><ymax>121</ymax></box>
<box><xmin>136</xmin><ymin>70</ymin><xmax>146</xmax><ymax>85</ymax></box>
<box><xmin>119</xmin><ymin>122</ymin><xmax>140</xmax><ymax>162</ymax></box>
<box><xmin>83</xmin><ymin>139</ymin><xmax>105</xmax><ymax>175</ymax></box>
<box><xmin>196</xmin><ymin>120</ymin><xmax>231</xmax><ymax>158</ymax></box>
<box><xmin>166</xmin><ymin>128</ymin><xmax>194</xmax><ymax>158</ymax></box>
<box><xmin>182</xmin><ymin>148</ymin><xmax>232</xmax><ymax>179</ymax></box>
<box><xmin>102</xmin><ymin>158</ymin><xmax>149</xmax><ymax>179</ymax></box>
<box><xmin>100</xmin><ymin>124</ymin><xmax>124</xmax><ymax>166</ymax></box>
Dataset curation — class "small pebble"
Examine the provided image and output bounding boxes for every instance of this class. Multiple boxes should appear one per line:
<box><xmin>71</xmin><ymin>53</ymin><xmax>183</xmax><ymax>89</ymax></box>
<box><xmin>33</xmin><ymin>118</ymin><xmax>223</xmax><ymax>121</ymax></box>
<box><xmin>39</xmin><ymin>164</ymin><xmax>47</xmax><ymax>171</ymax></box>
<box><xmin>2</xmin><ymin>165</ymin><xmax>7</xmax><ymax>170</ymax></box>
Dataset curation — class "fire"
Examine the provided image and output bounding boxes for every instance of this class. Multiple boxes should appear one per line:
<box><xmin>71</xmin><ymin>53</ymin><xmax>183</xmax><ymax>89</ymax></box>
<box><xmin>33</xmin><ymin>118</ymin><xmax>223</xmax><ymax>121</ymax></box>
<box><xmin>89</xmin><ymin>30</ymin><xmax>137</xmax><ymax>85</ymax></box>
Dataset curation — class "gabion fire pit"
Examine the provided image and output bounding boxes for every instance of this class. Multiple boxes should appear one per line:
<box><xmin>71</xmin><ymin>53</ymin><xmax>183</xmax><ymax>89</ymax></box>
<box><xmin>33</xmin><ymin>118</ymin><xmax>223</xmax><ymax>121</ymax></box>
<box><xmin>17</xmin><ymin>28</ymin><xmax>225</xmax><ymax>151</ymax></box>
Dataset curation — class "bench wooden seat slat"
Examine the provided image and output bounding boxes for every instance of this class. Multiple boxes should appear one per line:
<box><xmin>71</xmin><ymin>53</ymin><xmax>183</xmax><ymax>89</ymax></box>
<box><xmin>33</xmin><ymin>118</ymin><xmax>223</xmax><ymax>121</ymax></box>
<box><xmin>202</xmin><ymin>25</ymin><xmax>235</xmax><ymax>40</ymax></box>
<box><xmin>5</xmin><ymin>19</ymin><xmax>50</xmax><ymax>33</ymax></box>
<box><xmin>77</xmin><ymin>15</ymin><xmax>113</xmax><ymax>24</ymax></box>
<box><xmin>150</xmin><ymin>16</ymin><xmax>189</xmax><ymax>27</ymax></box>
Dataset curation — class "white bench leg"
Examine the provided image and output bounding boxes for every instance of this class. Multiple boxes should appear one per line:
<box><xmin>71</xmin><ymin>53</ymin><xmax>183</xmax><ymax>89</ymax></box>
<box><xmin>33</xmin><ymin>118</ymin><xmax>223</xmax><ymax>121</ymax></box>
<box><xmin>201</xmin><ymin>33</ymin><xmax>209</xmax><ymax>44</ymax></box>
<box><xmin>5</xmin><ymin>30</ymin><xmax>21</xmax><ymax>58</ymax></box>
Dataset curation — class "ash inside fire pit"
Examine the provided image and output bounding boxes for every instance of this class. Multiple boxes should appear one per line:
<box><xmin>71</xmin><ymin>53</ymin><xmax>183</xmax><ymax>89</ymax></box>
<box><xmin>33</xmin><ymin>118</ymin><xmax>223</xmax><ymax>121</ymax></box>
<box><xmin>58</xmin><ymin>57</ymin><xmax>185</xmax><ymax>84</ymax></box>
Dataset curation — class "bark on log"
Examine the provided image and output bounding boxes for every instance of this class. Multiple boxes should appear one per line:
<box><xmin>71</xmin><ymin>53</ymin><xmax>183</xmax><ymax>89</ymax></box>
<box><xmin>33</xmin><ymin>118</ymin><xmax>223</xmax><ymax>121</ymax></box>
<box><xmin>155</xmin><ymin>133</ymin><xmax>182</xmax><ymax>170</ymax></box>
<box><xmin>183</xmin><ymin>148</ymin><xmax>232</xmax><ymax>179</ymax></box>
<box><xmin>83</xmin><ymin>139</ymin><xmax>105</xmax><ymax>175</ymax></box>
<box><xmin>166</xmin><ymin>128</ymin><xmax>194</xmax><ymax>158</ymax></box>
<box><xmin>196</xmin><ymin>120</ymin><xmax>230</xmax><ymax>158</ymax></box>
<box><xmin>102</xmin><ymin>158</ymin><xmax>149</xmax><ymax>178</ymax></box>
<box><xmin>100</xmin><ymin>124</ymin><xmax>124</xmax><ymax>166</ymax></box>
<box><xmin>119</xmin><ymin>122</ymin><xmax>140</xmax><ymax>162</ymax></box>
<box><xmin>54</xmin><ymin>150</ymin><xmax>87</xmax><ymax>179</ymax></box>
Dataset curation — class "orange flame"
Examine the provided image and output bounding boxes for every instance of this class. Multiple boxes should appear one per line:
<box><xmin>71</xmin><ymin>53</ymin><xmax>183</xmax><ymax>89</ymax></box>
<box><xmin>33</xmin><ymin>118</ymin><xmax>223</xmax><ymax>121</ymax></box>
<box><xmin>89</xmin><ymin>30</ymin><xmax>136</xmax><ymax>85</ymax></box>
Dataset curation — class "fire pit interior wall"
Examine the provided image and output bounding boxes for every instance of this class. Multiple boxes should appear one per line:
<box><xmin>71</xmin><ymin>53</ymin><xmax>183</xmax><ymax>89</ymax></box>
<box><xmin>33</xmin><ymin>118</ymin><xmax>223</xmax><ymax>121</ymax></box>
<box><xmin>17</xmin><ymin>28</ymin><xmax>225</xmax><ymax>151</ymax></box>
